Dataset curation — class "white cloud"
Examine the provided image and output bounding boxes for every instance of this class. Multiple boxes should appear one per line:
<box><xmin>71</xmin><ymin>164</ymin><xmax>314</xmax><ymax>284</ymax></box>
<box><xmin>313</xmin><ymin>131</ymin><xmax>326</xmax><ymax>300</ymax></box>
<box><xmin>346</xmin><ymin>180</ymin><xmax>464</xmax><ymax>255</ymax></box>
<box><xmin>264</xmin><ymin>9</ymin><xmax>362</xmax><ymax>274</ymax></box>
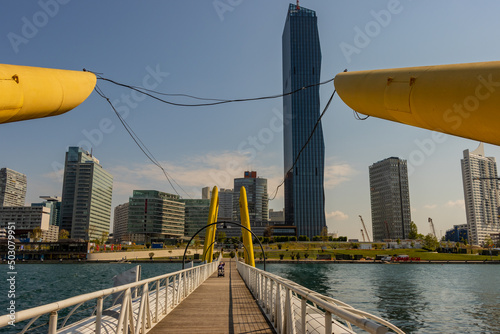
<box><xmin>445</xmin><ymin>199</ymin><xmax>465</xmax><ymax>209</ymax></box>
<box><xmin>324</xmin><ymin>160</ymin><xmax>357</xmax><ymax>189</ymax></box>
<box><xmin>108</xmin><ymin>150</ymin><xmax>286</xmax><ymax>200</ymax></box>
<box><xmin>326</xmin><ymin>210</ymin><xmax>349</xmax><ymax>221</ymax></box>
<box><xmin>423</xmin><ymin>204</ymin><xmax>437</xmax><ymax>209</ymax></box>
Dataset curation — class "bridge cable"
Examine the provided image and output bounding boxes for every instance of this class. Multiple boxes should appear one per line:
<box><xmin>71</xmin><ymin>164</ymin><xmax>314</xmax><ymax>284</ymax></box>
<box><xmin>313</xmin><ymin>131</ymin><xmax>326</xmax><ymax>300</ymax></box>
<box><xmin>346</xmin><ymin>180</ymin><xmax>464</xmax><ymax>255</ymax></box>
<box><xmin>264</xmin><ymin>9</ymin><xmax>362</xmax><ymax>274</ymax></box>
<box><xmin>94</xmin><ymin>84</ymin><xmax>191</xmax><ymax>198</ymax></box>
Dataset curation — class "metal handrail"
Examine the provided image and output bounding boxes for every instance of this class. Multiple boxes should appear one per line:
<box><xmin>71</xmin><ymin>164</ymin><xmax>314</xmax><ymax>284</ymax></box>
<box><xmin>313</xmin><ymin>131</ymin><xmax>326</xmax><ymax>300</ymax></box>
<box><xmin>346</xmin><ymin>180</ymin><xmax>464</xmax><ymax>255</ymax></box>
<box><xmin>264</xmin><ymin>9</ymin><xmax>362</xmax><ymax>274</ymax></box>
<box><xmin>0</xmin><ymin>260</ymin><xmax>219</xmax><ymax>333</ymax></box>
<box><xmin>236</xmin><ymin>259</ymin><xmax>405</xmax><ymax>334</ymax></box>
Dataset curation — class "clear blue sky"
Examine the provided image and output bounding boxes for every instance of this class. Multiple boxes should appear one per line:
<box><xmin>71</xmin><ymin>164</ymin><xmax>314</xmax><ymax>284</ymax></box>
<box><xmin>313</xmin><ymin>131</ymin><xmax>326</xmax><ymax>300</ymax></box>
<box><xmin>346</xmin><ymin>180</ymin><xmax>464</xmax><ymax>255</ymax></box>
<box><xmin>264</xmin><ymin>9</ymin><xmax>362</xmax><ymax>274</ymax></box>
<box><xmin>2</xmin><ymin>0</ymin><xmax>500</xmax><ymax>239</ymax></box>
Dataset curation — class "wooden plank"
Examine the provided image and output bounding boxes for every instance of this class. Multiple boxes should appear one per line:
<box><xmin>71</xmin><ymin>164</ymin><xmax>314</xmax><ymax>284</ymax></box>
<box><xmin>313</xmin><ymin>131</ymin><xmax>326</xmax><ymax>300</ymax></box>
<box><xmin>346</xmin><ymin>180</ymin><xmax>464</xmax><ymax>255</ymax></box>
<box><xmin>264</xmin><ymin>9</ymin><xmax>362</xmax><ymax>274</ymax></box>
<box><xmin>149</xmin><ymin>258</ymin><xmax>275</xmax><ymax>334</ymax></box>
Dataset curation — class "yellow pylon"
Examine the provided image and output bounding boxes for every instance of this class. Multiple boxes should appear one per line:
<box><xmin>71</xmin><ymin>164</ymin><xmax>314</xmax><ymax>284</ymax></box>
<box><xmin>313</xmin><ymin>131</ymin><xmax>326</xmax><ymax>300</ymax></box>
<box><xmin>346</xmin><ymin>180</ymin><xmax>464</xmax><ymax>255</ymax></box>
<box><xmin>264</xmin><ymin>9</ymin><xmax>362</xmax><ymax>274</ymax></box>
<box><xmin>0</xmin><ymin>64</ymin><xmax>95</xmax><ymax>124</ymax></box>
<box><xmin>335</xmin><ymin>61</ymin><xmax>500</xmax><ymax>146</ymax></box>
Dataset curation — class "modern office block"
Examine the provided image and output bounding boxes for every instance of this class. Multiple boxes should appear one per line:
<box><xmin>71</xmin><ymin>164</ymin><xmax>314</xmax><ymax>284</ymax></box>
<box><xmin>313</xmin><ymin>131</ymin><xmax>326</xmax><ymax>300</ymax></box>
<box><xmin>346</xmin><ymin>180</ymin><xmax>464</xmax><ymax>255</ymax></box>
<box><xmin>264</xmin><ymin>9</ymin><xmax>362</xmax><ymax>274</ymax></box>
<box><xmin>60</xmin><ymin>147</ymin><xmax>113</xmax><ymax>240</ymax></box>
<box><xmin>0</xmin><ymin>168</ymin><xmax>27</xmax><ymax>207</ymax></box>
<box><xmin>461</xmin><ymin>143</ymin><xmax>500</xmax><ymax>246</ymax></box>
<box><xmin>31</xmin><ymin>196</ymin><xmax>62</xmax><ymax>227</ymax></box>
<box><xmin>0</xmin><ymin>206</ymin><xmax>53</xmax><ymax>240</ymax></box>
<box><xmin>369</xmin><ymin>157</ymin><xmax>412</xmax><ymax>241</ymax></box>
<box><xmin>128</xmin><ymin>190</ymin><xmax>185</xmax><ymax>243</ymax></box>
<box><xmin>202</xmin><ymin>187</ymin><xmax>211</xmax><ymax>200</ymax></box>
<box><xmin>444</xmin><ymin>224</ymin><xmax>468</xmax><ymax>243</ymax></box>
<box><xmin>282</xmin><ymin>4</ymin><xmax>326</xmax><ymax>238</ymax></box>
<box><xmin>113</xmin><ymin>202</ymin><xmax>129</xmax><ymax>243</ymax></box>
<box><xmin>218</xmin><ymin>188</ymin><xmax>234</xmax><ymax>222</ymax></box>
<box><xmin>229</xmin><ymin>171</ymin><xmax>268</xmax><ymax>238</ymax></box>
<box><xmin>181</xmin><ymin>199</ymin><xmax>210</xmax><ymax>239</ymax></box>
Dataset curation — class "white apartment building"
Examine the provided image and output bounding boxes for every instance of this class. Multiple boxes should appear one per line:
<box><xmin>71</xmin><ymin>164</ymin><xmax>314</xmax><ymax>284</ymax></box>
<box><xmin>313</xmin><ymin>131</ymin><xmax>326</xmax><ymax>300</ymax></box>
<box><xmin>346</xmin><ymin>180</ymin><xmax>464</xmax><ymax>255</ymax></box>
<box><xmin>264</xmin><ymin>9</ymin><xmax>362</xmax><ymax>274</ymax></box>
<box><xmin>461</xmin><ymin>143</ymin><xmax>500</xmax><ymax>246</ymax></box>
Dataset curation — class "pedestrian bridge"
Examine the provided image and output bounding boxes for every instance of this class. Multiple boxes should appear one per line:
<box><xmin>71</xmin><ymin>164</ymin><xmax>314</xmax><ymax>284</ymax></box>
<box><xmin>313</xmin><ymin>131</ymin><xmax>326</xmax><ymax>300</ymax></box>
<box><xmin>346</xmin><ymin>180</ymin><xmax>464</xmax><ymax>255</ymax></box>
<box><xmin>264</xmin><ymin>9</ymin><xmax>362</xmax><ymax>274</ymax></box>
<box><xmin>0</xmin><ymin>257</ymin><xmax>404</xmax><ymax>334</ymax></box>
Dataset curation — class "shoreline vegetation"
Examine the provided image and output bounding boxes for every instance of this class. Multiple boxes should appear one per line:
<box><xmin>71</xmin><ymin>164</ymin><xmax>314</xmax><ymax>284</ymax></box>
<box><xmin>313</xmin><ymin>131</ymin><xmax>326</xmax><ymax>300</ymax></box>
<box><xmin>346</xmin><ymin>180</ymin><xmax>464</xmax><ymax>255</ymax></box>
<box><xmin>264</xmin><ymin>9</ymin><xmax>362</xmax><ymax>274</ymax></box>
<box><xmin>6</xmin><ymin>245</ymin><xmax>500</xmax><ymax>264</ymax></box>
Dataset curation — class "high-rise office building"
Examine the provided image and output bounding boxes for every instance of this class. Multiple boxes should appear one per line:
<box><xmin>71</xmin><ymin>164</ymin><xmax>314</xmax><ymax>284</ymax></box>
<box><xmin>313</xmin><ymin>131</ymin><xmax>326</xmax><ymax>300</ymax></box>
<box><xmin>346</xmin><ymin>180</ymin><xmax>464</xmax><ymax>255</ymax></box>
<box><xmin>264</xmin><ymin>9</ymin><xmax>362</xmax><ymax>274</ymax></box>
<box><xmin>31</xmin><ymin>196</ymin><xmax>62</xmax><ymax>227</ymax></box>
<box><xmin>60</xmin><ymin>147</ymin><xmax>113</xmax><ymax>240</ymax></box>
<box><xmin>0</xmin><ymin>168</ymin><xmax>27</xmax><ymax>207</ymax></box>
<box><xmin>113</xmin><ymin>202</ymin><xmax>129</xmax><ymax>243</ymax></box>
<box><xmin>369</xmin><ymin>157</ymin><xmax>411</xmax><ymax>241</ymax></box>
<box><xmin>282</xmin><ymin>4</ymin><xmax>326</xmax><ymax>238</ymax></box>
<box><xmin>202</xmin><ymin>187</ymin><xmax>211</xmax><ymax>200</ymax></box>
<box><xmin>461</xmin><ymin>143</ymin><xmax>500</xmax><ymax>246</ymax></box>
<box><xmin>128</xmin><ymin>190</ymin><xmax>185</xmax><ymax>243</ymax></box>
<box><xmin>233</xmin><ymin>171</ymin><xmax>268</xmax><ymax>224</ymax></box>
<box><xmin>218</xmin><ymin>188</ymin><xmax>234</xmax><ymax>222</ymax></box>
<box><xmin>181</xmin><ymin>199</ymin><xmax>210</xmax><ymax>239</ymax></box>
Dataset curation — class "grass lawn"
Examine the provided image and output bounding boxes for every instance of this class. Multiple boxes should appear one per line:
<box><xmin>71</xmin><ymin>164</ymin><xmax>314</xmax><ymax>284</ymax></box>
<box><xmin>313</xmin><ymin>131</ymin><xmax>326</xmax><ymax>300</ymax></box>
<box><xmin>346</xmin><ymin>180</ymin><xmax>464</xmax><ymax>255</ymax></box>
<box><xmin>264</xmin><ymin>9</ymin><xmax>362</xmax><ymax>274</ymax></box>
<box><xmin>226</xmin><ymin>245</ymin><xmax>500</xmax><ymax>262</ymax></box>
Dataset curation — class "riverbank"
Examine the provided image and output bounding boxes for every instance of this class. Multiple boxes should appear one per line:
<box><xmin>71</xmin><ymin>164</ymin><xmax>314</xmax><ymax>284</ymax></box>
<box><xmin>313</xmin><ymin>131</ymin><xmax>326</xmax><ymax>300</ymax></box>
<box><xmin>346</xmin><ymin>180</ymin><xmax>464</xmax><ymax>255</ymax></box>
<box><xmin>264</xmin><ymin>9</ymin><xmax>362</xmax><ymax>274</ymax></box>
<box><xmin>7</xmin><ymin>258</ymin><xmax>500</xmax><ymax>265</ymax></box>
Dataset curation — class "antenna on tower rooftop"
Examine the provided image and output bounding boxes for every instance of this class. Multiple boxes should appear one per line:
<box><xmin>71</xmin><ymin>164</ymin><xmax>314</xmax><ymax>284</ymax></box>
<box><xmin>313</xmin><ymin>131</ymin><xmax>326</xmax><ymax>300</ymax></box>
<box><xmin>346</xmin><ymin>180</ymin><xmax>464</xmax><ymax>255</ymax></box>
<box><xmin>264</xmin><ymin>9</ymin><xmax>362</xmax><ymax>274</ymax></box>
<box><xmin>296</xmin><ymin>0</ymin><xmax>300</xmax><ymax>10</ymax></box>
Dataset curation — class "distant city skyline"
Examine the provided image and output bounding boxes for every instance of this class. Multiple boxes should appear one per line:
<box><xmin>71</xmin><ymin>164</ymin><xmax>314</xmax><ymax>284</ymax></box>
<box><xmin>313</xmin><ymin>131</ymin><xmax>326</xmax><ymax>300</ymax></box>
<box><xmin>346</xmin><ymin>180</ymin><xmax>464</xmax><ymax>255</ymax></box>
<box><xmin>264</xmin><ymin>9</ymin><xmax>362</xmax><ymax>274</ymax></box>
<box><xmin>5</xmin><ymin>2</ymin><xmax>500</xmax><ymax>240</ymax></box>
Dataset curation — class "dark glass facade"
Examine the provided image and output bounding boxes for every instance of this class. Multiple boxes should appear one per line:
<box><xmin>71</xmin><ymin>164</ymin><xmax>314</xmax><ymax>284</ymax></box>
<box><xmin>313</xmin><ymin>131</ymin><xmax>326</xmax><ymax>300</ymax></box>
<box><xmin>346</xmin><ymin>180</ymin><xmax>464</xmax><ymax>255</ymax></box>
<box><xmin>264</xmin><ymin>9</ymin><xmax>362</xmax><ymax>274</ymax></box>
<box><xmin>282</xmin><ymin>4</ymin><xmax>326</xmax><ymax>238</ymax></box>
<box><xmin>181</xmin><ymin>199</ymin><xmax>210</xmax><ymax>239</ymax></box>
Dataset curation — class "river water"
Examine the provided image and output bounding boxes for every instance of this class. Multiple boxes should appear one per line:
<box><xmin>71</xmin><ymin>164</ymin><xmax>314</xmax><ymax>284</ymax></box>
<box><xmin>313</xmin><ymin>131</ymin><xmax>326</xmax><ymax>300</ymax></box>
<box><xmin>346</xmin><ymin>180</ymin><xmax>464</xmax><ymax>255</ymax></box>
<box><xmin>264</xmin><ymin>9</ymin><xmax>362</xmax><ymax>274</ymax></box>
<box><xmin>1</xmin><ymin>262</ymin><xmax>499</xmax><ymax>333</ymax></box>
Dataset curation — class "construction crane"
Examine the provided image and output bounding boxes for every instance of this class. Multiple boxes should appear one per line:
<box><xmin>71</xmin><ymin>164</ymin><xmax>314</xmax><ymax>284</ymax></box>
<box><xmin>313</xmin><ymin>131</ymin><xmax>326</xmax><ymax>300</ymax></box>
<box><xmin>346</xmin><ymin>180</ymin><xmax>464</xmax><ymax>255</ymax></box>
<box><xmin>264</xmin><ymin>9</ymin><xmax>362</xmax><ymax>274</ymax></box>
<box><xmin>358</xmin><ymin>215</ymin><xmax>371</xmax><ymax>242</ymax></box>
<box><xmin>360</xmin><ymin>229</ymin><xmax>366</xmax><ymax>242</ymax></box>
<box><xmin>428</xmin><ymin>218</ymin><xmax>437</xmax><ymax>239</ymax></box>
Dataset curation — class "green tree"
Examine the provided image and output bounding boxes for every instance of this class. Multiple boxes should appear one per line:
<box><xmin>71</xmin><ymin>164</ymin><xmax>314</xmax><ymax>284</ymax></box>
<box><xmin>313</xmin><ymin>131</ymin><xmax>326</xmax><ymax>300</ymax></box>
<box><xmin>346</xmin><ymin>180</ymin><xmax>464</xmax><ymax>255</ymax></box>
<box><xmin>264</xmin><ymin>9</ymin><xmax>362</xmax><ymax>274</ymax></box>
<box><xmin>193</xmin><ymin>235</ymin><xmax>201</xmax><ymax>254</ymax></box>
<box><xmin>422</xmin><ymin>233</ymin><xmax>439</xmax><ymax>251</ymax></box>
<box><xmin>59</xmin><ymin>229</ymin><xmax>70</xmax><ymax>240</ymax></box>
<box><xmin>149</xmin><ymin>252</ymin><xmax>155</xmax><ymax>260</ymax></box>
<box><xmin>263</xmin><ymin>225</ymin><xmax>273</xmax><ymax>238</ymax></box>
<box><xmin>483</xmin><ymin>236</ymin><xmax>494</xmax><ymax>248</ymax></box>
<box><xmin>99</xmin><ymin>232</ymin><xmax>109</xmax><ymax>245</ymax></box>
<box><xmin>31</xmin><ymin>227</ymin><xmax>43</xmax><ymax>242</ymax></box>
<box><xmin>320</xmin><ymin>226</ymin><xmax>329</xmax><ymax>242</ymax></box>
<box><xmin>216</xmin><ymin>231</ymin><xmax>226</xmax><ymax>244</ymax></box>
<box><xmin>408</xmin><ymin>221</ymin><xmax>425</xmax><ymax>239</ymax></box>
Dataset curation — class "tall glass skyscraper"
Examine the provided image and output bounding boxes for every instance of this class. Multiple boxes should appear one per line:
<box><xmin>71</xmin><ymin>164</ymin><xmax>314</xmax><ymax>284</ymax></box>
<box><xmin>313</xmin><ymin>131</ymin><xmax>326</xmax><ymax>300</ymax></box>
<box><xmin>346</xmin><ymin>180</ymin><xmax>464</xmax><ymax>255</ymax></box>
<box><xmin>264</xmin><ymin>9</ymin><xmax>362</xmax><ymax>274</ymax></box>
<box><xmin>282</xmin><ymin>4</ymin><xmax>326</xmax><ymax>238</ymax></box>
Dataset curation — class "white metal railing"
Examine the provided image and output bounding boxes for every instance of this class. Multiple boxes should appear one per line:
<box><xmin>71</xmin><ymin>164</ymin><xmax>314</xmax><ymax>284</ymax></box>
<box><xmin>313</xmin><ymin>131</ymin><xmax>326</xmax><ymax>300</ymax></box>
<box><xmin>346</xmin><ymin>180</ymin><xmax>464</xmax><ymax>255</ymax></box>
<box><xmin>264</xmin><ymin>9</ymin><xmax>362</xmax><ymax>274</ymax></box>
<box><xmin>237</xmin><ymin>259</ymin><xmax>405</xmax><ymax>334</ymax></box>
<box><xmin>0</xmin><ymin>260</ymin><xmax>219</xmax><ymax>333</ymax></box>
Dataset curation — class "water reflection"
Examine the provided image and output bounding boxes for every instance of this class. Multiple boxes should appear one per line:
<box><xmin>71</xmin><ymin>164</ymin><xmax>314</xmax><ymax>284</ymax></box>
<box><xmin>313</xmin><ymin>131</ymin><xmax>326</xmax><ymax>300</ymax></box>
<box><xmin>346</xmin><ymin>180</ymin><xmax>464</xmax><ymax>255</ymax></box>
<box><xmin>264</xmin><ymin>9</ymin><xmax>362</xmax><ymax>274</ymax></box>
<box><xmin>266</xmin><ymin>263</ymin><xmax>332</xmax><ymax>294</ymax></box>
<box><xmin>371</xmin><ymin>264</ymin><xmax>427</xmax><ymax>333</ymax></box>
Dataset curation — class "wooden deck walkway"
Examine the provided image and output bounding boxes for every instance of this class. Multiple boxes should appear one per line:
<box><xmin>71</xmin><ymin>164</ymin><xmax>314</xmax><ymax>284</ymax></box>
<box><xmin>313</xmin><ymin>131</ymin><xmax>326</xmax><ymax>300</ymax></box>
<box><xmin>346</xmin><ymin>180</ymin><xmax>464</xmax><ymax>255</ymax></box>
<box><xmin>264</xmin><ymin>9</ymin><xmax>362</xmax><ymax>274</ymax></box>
<box><xmin>149</xmin><ymin>258</ymin><xmax>275</xmax><ymax>334</ymax></box>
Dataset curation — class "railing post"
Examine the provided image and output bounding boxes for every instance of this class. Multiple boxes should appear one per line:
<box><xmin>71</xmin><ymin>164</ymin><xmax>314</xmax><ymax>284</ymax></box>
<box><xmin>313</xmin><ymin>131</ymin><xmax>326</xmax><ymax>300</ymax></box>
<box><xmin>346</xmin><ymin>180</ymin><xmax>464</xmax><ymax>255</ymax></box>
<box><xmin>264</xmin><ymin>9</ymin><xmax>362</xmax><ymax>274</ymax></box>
<box><xmin>165</xmin><ymin>277</ymin><xmax>170</xmax><ymax>314</ymax></box>
<box><xmin>155</xmin><ymin>280</ymin><xmax>160</xmax><ymax>322</ymax></box>
<box><xmin>325</xmin><ymin>310</ymin><xmax>332</xmax><ymax>334</ymax></box>
<box><xmin>275</xmin><ymin>284</ymin><xmax>281</xmax><ymax>332</ymax></box>
<box><xmin>301</xmin><ymin>296</ymin><xmax>307</xmax><ymax>334</ymax></box>
<box><xmin>48</xmin><ymin>311</ymin><xmax>58</xmax><ymax>334</ymax></box>
<box><xmin>95</xmin><ymin>297</ymin><xmax>103</xmax><ymax>334</ymax></box>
